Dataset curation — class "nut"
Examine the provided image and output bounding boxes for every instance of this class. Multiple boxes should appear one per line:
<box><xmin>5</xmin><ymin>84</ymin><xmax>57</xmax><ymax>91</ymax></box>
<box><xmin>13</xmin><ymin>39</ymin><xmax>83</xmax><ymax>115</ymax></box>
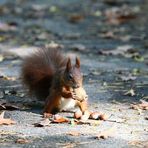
<box><xmin>74</xmin><ymin>110</ymin><xmax>83</xmax><ymax>119</ymax></box>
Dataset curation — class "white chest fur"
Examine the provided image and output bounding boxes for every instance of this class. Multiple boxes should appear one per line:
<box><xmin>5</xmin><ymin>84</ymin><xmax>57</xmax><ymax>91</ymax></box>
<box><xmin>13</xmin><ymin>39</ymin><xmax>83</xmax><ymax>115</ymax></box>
<box><xmin>59</xmin><ymin>97</ymin><xmax>77</xmax><ymax>111</ymax></box>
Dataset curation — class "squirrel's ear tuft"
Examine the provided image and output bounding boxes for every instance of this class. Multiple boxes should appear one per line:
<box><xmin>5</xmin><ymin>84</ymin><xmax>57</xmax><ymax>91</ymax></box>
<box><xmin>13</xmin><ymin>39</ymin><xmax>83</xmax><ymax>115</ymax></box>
<box><xmin>66</xmin><ymin>58</ymin><xmax>72</xmax><ymax>71</ymax></box>
<box><xmin>75</xmin><ymin>57</ymin><xmax>80</xmax><ymax>68</ymax></box>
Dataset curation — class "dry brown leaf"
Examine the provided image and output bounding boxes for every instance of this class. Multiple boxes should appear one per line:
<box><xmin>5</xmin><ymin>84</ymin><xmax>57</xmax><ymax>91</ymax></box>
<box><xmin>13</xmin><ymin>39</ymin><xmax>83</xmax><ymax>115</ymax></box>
<box><xmin>130</xmin><ymin>104</ymin><xmax>139</xmax><ymax>110</ymax></box>
<box><xmin>105</xmin><ymin>5</ymin><xmax>137</xmax><ymax>25</ymax></box>
<box><xmin>131</xmin><ymin>99</ymin><xmax>148</xmax><ymax>111</ymax></box>
<box><xmin>100</xmin><ymin>31</ymin><xmax>116</xmax><ymax>39</ymax></box>
<box><xmin>16</xmin><ymin>139</ymin><xmax>30</xmax><ymax>144</ymax></box>
<box><xmin>34</xmin><ymin>118</ymin><xmax>51</xmax><ymax>127</ymax></box>
<box><xmin>69</xmin><ymin>14</ymin><xmax>84</xmax><ymax>23</ymax></box>
<box><xmin>0</xmin><ymin>111</ymin><xmax>16</xmax><ymax>125</ymax></box>
<box><xmin>96</xmin><ymin>126</ymin><xmax>116</xmax><ymax>139</ymax></box>
<box><xmin>0</xmin><ymin>118</ymin><xmax>16</xmax><ymax>125</ymax></box>
<box><xmin>139</xmin><ymin>99</ymin><xmax>148</xmax><ymax>110</ymax></box>
<box><xmin>98</xmin><ymin>45</ymin><xmax>138</xmax><ymax>58</ymax></box>
<box><xmin>52</xmin><ymin>115</ymin><xmax>69</xmax><ymax>123</ymax></box>
<box><xmin>128</xmin><ymin>140</ymin><xmax>148</xmax><ymax>147</ymax></box>
<box><xmin>67</xmin><ymin>131</ymin><xmax>80</xmax><ymax>136</ymax></box>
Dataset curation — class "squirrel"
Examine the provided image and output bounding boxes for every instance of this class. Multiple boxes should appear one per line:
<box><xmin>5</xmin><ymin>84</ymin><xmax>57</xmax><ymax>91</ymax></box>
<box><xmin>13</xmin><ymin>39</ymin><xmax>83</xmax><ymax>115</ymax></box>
<box><xmin>21</xmin><ymin>48</ymin><xmax>88</xmax><ymax>117</ymax></box>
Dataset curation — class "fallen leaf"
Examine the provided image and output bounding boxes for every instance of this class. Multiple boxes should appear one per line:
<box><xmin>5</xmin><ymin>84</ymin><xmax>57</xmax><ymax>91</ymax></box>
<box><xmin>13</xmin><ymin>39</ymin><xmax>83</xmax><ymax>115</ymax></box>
<box><xmin>98</xmin><ymin>45</ymin><xmax>138</xmax><ymax>58</ymax></box>
<box><xmin>0</xmin><ymin>54</ymin><xmax>4</xmax><ymax>62</ymax></box>
<box><xmin>119</xmin><ymin>74</ymin><xmax>136</xmax><ymax>81</ymax></box>
<box><xmin>130</xmin><ymin>99</ymin><xmax>148</xmax><ymax>111</ymax></box>
<box><xmin>3</xmin><ymin>76</ymin><xmax>16</xmax><ymax>81</ymax></box>
<box><xmin>105</xmin><ymin>5</ymin><xmax>137</xmax><ymax>25</ymax></box>
<box><xmin>52</xmin><ymin>115</ymin><xmax>69</xmax><ymax>123</ymax></box>
<box><xmin>4</xmin><ymin>89</ymin><xmax>17</xmax><ymax>95</ymax></box>
<box><xmin>67</xmin><ymin>131</ymin><xmax>80</xmax><ymax>136</ymax></box>
<box><xmin>130</xmin><ymin>104</ymin><xmax>140</xmax><ymax>110</ymax></box>
<box><xmin>133</xmin><ymin>55</ymin><xmax>144</xmax><ymax>62</ymax></box>
<box><xmin>0</xmin><ymin>111</ymin><xmax>16</xmax><ymax>125</ymax></box>
<box><xmin>96</xmin><ymin>126</ymin><xmax>116</xmax><ymax>139</ymax></box>
<box><xmin>17</xmin><ymin>93</ymin><xmax>25</xmax><ymax>98</ymax></box>
<box><xmin>124</xmin><ymin>89</ymin><xmax>135</xmax><ymax>96</ymax></box>
<box><xmin>71</xmin><ymin>44</ymin><xmax>86</xmax><ymax>52</ymax></box>
<box><xmin>139</xmin><ymin>99</ymin><xmax>148</xmax><ymax>110</ymax></box>
<box><xmin>128</xmin><ymin>140</ymin><xmax>148</xmax><ymax>147</ymax></box>
<box><xmin>94</xmin><ymin>10</ymin><xmax>102</xmax><ymax>17</ymax></box>
<box><xmin>0</xmin><ymin>22</ymin><xmax>17</xmax><ymax>31</ymax></box>
<box><xmin>130</xmin><ymin>104</ymin><xmax>142</xmax><ymax>115</ymax></box>
<box><xmin>69</xmin><ymin>14</ymin><xmax>84</xmax><ymax>23</ymax></box>
<box><xmin>100</xmin><ymin>31</ymin><xmax>116</xmax><ymax>39</ymax></box>
<box><xmin>49</xmin><ymin>5</ymin><xmax>58</xmax><ymax>13</ymax></box>
<box><xmin>16</xmin><ymin>139</ymin><xmax>30</xmax><ymax>144</ymax></box>
<box><xmin>45</xmin><ymin>41</ymin><xmax>64</xmax><ymax>49</ymax></box>
<box><xmin>142</xmin><ymin>96</ymin><xmax>148</xmax><ymax>100</ymax></box>
<box><xmin>0</xmin><ymin>102</ymin><xmax>19</xmax><ymax>110</ymax></box>
<box><xmin>34</xmin><ymin>118</ymin><xmax>51</xmax><ymax>127</ymax></box>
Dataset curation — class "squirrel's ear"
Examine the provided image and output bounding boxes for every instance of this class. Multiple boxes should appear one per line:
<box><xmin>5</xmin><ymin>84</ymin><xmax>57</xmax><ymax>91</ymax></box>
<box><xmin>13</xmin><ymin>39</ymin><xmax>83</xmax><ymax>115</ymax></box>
<box><xmin>75</xmin><ymin>57</ymin><xmax>80</xmax><ymax>68</ymax></box>
<box><xmin>66</xmin><ymin>58</ymin><xmax>72</xmax><ymax>71</ymax></box>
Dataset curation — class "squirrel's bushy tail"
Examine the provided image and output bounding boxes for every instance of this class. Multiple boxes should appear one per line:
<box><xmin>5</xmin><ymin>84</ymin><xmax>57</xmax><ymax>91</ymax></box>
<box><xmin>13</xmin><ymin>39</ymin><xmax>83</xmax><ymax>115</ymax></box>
<box><xmin>21</xmin><ymin>48</ymin><xmax>67</xmax><ymax>100</ymax></box>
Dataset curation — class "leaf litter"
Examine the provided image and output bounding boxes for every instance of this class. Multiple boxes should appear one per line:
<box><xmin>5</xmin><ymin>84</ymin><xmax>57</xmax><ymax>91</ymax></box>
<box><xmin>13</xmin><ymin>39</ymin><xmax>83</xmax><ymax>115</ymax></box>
<box><xmin>105</xmin><ymin>5</ymin><xmax>138</xmax><ymax>25</ymax></box>
<box><xmin>98</xmin><ymin>45</ymin><xmax>140</xmax><ymax>58</ymax></box>
<box><xmin>16</xmin><ymin>138</ymin><xmax>31</xmax><ymax>144</ymax></box>
<box><xmin>131</xmin><ymin>99</ymin><xmax>148</xmax><ymax>111</ymax></box>
<box><xmin>124</xmin><ymin>88</ymin><xmax>135</xmax><ymax>96</ymax></box>
<box><xmin>0</xmin><ymin>102</ymin><xmax>19</xmax><ymax>110</ymax></box>
<box><xmin>0</xmin><ymin>111</ymin><xmax>16</xmax><ymax>125</ymax></box>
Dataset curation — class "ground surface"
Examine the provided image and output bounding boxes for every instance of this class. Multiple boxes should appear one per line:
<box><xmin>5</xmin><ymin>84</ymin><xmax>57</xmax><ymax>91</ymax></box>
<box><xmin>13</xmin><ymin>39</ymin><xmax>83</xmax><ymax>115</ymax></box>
<box><xmin>0</xmin><ymin>0</ymin><xmax>148</xmax><ymax>148</ymax></box>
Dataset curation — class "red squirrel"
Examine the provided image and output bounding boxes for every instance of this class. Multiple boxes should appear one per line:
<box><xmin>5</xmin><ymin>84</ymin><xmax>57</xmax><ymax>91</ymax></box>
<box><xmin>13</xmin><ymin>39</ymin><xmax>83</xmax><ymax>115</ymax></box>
<box><xmin>21</xmin><ymin>48</ymin><xmax>88</xmax><ymax>117</ymax></box>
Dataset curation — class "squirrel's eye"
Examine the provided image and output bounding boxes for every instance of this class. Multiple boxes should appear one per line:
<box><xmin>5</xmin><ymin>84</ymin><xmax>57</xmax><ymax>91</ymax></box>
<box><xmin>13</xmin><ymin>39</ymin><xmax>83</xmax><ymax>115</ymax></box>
<box><xmin>68</xmin><ymin>74</ymin><xmax>73</xmax><ymax>80</ymax></box>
